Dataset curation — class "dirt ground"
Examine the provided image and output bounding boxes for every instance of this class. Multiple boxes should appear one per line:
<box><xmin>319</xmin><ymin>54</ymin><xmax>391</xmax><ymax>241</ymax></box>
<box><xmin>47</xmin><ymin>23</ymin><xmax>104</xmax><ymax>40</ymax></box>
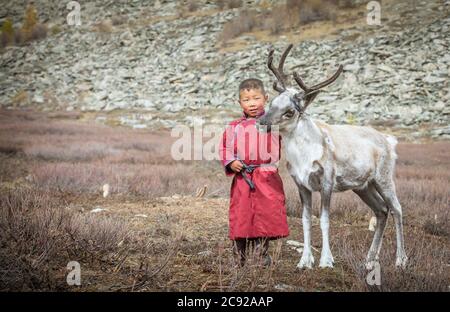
<box><xmin>0</xmin><ymin>109</ymin><xmax>448</xmax><ymax>291</ymax></box>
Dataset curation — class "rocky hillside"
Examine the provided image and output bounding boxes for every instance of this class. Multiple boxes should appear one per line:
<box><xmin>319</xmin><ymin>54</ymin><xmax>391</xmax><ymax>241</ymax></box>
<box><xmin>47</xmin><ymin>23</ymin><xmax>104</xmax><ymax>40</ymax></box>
<box><xmin>0</xmin><ymin>0</ymin><xmax>449</xmax><ymax>139</ymax></box>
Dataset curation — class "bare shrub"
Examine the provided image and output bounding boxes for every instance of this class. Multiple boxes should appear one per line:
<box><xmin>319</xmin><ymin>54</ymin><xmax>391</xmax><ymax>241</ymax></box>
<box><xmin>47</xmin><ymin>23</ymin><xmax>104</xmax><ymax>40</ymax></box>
<box><xmin>187</xmin><ymin>0</ymin><xmax>200</xmax><ymax>12</ymax></box>
<box><xmin>29</xmin><ymin>162</ymin><xmax>207</xmax><ymax>197</ymax></box>
<box><xmin>269</xmin><ymin>0</ymin><xmax>337</xmax><ymax>33</ymax></box>
<box><xmin>1</xmin><ymin>18</ymin><xmax>14</xmax><ymax>48</ymax></box>
<box><xmin>16</xmin><ymin>4</ymin><xmax>47</xmax><ymax>45</ymax></box>
<box><xmin>267</xmin><ymin>6</ymin><xmax>288</xmax><ymax>35</ymax></box>
<box><xmin>216</xmin><ymin>0</ymin><xmax>243</xmax><ymax>10</ymax></box>
<box><xmin>220</xmin><ymin>0</ymin><xmax>344</xmax><ymax>42</ymax></box>
<box><xmin>177</xmin><ymin>1</ymin><xmax>203</xmax><ymax>18</ymax></box>
<box><xmin>336</xmin><ymin>0</ymin><xmax>363</xmax><ymax>9</ymax></box>
<box><xmin>0</xmin><ymin>187</ymin><xmax>127</xmax><ymax>290</ymax></box>
<box><xmin>0</xmin><ymin>108</ymin><xmax>448</xmax><ymax>291</ymax></box>
<box><xmin>111</xmin><ymin>15</ymin><xmax>128</xmax><ymax>26</ymax></box>
<box><xmin>21</xmin><ymin>4</ymin><xmax>38</xmax><ymax>39</ymax></box>
<box><xmin>0</xmin><ymin>140</ymin><xmax>23</xmax><ymax>155</ymax></box>
<box><xmin>219</xmin><ymin>9</ymin><xmax>261</xmax><ymax>42</ymax></box>
<box><xmin>228</xmin><ymin>0</ymin><xmax>243</xmax><ymax>9</ymax></box>
<box><xmin>94</xmin><ymin>19</ymin><xmax>113</xmax><ymax>33</ymax></box>
<box><xmin>29</xmin><ymin>23</ymin><xmax>47</xmax><ymax>41</ymax></box>
<box><xmin>24</xmin><ymin>143</ymin><xmax>118</xmax><ymax>161</ymax></box>
<box><xmin>219</xmin><ymin>0</ymin><xmax>337</xmax><ymax>42</ymax></box>
<box><xmin>423</xmin><ymin>216</ymin><xmax>449</xmax><ymax>237</ymax></box>
<box><xmin>0</xmin><ymin>109</ymin><xmax>226</xmax><ymax>199</ymax></box>
<box><xmin>335</xmin><ymin>231</ymin><xmax>449</xmax><ymax>291</ymax></box>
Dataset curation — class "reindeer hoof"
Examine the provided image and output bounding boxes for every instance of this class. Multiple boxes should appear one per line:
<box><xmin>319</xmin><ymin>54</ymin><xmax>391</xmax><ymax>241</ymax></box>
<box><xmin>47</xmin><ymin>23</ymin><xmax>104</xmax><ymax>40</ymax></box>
<box><xmin>395</xmin><ymin>255</ymin><xmax>408</xmax><ymax>269</ymax></box>
<box><xmin>319</xmin><ymin>256</ymin><xmax>334</xmax><ymax>268</ymax></box>
<box><xmin>365</xmin><ymin>260</ymin><xmax>379</xmax><ymax>271</ymax></box>
<box><xmin>297</xmin><ymin>254</ymin><xmax>314</xmax><ymax>269</ymax></box>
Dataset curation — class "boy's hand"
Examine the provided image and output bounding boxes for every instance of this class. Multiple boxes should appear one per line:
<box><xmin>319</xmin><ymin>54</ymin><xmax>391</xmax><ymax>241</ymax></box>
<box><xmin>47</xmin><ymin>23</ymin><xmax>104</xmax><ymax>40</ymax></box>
<box><xmin>229</xmin><ymin>160</ymin><xmax>243</xmax><ymax>173</ymax></box>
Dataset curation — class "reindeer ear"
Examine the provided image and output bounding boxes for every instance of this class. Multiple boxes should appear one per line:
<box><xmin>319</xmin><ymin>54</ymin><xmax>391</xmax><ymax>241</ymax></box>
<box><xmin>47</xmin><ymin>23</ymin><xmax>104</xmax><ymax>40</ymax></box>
<box><xmin>303</xmin><ymin>90</ymin><xmax>320</xmax><ymax>110</ymax></box>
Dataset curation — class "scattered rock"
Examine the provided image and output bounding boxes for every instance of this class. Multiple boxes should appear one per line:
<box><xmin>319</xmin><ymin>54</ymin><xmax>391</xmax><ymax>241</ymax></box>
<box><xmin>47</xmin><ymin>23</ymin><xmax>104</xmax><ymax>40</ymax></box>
<box><xmin>90</xmin><ymin>207</ymin><xmax>108</xmax><ymax>213</ymax></box>
<box><xmin>0</xmin><ymin>1</ymin><xmax>448</xmax><ymax>136</ymax></box>
<box><xmin>103</xmin><ymin>183</ymin><xmax>110</xmax><ymax>198</ymax></box>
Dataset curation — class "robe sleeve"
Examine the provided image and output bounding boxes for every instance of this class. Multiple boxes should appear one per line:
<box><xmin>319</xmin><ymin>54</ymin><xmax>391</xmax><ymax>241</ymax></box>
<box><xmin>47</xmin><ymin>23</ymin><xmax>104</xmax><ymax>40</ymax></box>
<box><xmin>219</xmin><ymin>123</ymin><xmax>236</xmax><ymax>176</ymax></box>
<box><xmin>269</xmin><ymin>132</ymin><xmax>282</xmax><ymax>164</ymax></box>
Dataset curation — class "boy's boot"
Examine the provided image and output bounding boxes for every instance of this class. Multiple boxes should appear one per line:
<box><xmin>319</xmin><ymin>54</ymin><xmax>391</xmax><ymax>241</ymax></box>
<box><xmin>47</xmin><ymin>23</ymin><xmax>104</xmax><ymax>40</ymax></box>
<box><xmin>232</xmin><ymin>238</ymin><xmax>247</xmax><ymax>267</ymax></box>
<box><xmin>255</xmin><ymin>238</ymin><xmax>272</xmax><ymax>267</ymax></box>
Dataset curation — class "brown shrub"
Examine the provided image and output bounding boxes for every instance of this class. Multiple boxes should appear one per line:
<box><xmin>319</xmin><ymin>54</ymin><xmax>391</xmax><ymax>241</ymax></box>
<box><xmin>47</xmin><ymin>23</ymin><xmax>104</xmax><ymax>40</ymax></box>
<box><xmin>335</xmin><ymin>231</ymin><xmax>449</xmax><ymax>291</ymax></box>
<box><xmin>2</xmin><ymin>5</ymin><xmax>47</xmax><ymax>47</ymax></box>
<box><xmin>423</xmin><ymin>217</ymin><xmax>449</xmax><ymax>237</ymax></box>
<box><xmin>0</xmin><ymin>187</ymin><xmax>127</xmax><ymax>290</ymax></box>
<box><xmin>336</xmin><ymin>0</ymin><xmax>363</xmax><ymax>8</ymax></box>
<box><xmin>94</xmin><ymin>19</ymin><xmax>113</xmax><ymax>33</ymax></box>
<box><xmin>219</xmin><ymin>9</ymin><xmax>261</xmax><ymax>42</ymax></box>
<box><xmin>0</xmin><ymin>18</ymin><xmax>14</xmax><ymax>48</ymax></box>
<box><xmin>296</xmin><ymin>0</ymin><xmax>337</xmax><ymax>24</ymax></box>
<box><xmin>111</xmin><ymin>15</ymin><xmax>128</xmax><ymax>26</ymax></box>
<box><xmin>187</xmin><ymin>0</ymin><xmax>200</xmax><ymax>12</ymax></box>
<box><xmin>0</xmin><ymin>109</ymin><xmax>224</xmax><ymax>198</ymax></box>
<box><xmin>18</xmin><ymin>4</ymin><xmax>47</xmax><ymax>44</ymax></box>
<box><xmin>0</xmin><ymin>109</ymin><xmax>448</xmax><ymax>291</ymax></box>
<box><xmin>220</xmin><ymin>0</ymin><xmax>343</xmax><ymax>42</ymax></box>
<box><xmin>29</xmin><ymin>23</ymin><xmax>47</xmax><ymax>41</ymax></box>
<box><xmin>228</xmin><ymin>0</ymin><xmax>243</xmax><ymax>9</ymax></box>
<box><xmin>21</xmin><ymin>4</ymin><xmax>38</xmax><ymax>36</ymax></box>
<box><xmin>216</xmin><ymin>0</ymin><xmax>243</xmax><ymax>10</ymax></box>
<box><xmin>24</xmin><ymin>142</ymin><xmax>118</xmax><ymax>162</ymax></box>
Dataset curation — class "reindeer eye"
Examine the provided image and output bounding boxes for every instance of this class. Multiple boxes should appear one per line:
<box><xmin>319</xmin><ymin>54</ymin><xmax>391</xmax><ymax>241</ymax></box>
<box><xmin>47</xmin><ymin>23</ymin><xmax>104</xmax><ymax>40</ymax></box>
<box><xmin>282</xmin><ymin>110</ymin><xmax>294</xmax><ymax>119</ymax></box>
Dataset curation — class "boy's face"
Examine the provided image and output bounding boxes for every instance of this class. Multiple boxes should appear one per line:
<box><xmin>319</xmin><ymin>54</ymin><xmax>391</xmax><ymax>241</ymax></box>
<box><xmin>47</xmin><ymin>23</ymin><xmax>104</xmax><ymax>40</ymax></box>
<box><xmin>238</xmin><ymin>88</ymin><xmax>268</xmax><ymax>118</ymax></box>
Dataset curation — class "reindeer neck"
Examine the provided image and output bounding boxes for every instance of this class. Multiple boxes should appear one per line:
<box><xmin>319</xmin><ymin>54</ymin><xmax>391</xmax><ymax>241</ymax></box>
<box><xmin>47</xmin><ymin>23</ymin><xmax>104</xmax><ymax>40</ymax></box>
<box><xmin>284</xmin><ymin>116</ymin><xmax>323</xmax><ymax>145</ymax></box>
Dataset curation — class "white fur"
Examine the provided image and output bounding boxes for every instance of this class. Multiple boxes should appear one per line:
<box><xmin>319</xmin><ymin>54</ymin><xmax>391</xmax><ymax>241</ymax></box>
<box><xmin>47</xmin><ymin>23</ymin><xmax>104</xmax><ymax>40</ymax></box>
<box><xmin>258</xmin><ymin>90</ymin><xmax>407</xmax><ymax>270</ymax></box>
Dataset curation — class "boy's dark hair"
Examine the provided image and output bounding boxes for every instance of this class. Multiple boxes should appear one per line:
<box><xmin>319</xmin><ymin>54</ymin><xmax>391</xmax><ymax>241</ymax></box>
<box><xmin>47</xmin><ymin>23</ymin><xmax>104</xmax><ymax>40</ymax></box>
<box><xmin>239</xmin><ymin>78</ymin><xmax>266</xmax><ymax>95</ymax></box>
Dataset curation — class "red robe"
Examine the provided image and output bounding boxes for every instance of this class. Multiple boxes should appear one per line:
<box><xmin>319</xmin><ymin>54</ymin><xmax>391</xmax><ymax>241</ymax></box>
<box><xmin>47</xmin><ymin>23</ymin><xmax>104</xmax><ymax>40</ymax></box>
<box><xmin>219</xmin><ymin>110</ymin><xmax>290</xmax><ymax>240</ymax></box>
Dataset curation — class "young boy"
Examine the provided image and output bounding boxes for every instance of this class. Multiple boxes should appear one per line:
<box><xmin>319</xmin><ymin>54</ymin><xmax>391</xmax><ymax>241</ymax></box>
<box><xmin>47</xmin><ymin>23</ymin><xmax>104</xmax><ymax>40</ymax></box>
<box><xmin>219</xmin><ymin>78</ymin><xmax>289</xmax><ymax>267</ymax></box>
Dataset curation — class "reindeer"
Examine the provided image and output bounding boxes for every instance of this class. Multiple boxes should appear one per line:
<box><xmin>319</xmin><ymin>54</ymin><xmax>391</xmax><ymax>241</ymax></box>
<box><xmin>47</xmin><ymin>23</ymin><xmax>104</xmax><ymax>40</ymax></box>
<box><xmin>257</xmin><ymin>44</ymin><xmax>407</xmax><ymax>269</ymax></box>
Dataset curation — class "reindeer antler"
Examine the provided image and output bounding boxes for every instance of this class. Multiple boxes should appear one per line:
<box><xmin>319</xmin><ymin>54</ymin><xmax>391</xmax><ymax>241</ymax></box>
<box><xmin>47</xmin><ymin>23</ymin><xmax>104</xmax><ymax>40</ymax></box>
<box><xmin>267</xmin><ymin>44</ymin><xmax>293</xmax><ymax>93</ymax></box>
<box><xmin>293</xmin><ymin>65</ymin><xmax>343</xmax><ymax>95</ymax></box>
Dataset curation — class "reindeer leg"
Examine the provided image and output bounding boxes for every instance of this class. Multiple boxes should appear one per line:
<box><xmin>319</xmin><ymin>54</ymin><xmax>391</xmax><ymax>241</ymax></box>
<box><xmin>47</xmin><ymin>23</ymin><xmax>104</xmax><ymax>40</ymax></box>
<box><xmin>319</xmin><ymin>190</ymin><xmax>334</xmax><ymax>268</ymax></box>
<box><xmin>354</xmin><ymin>183</ymin><xmax>389</xmax><ymax>270</ymax></box>
<box><xmin>374</xmin><ymin>181</ymin><xmax>407</xmax><ymax>268</ymax></box>
<box><xmin>296</xmin><ymin>184</ymin><xmax>314</xmax><ymax>269</ymax></box>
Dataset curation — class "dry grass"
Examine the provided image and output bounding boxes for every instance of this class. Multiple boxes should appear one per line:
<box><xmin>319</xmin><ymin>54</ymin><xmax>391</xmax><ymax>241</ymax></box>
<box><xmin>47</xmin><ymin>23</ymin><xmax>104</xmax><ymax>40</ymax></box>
<box><xmin>0</xmin><ymin>109</ymin><xmax>222</xmax><ymax>198</ymax></box>
<box><xmin>219</xmin><ymin>9</ymin><xmax>262</xmax><ymax>43</ymax></box>
<box><xmin>218</xmin><ymin>0</ymin><xmax>364</xmax><ymax>43</ymax></box>
<box><xmin>0</xmin><ymin>108</ymin><xmax>448</xmax><ymax>291</ymax></box>
<box><xmin>0</xmin><ymin>186</ymin><xmax>128</xmax><ymax>290</ymax></box>
<box><xmin>216</xmin><ymin>0</ymin><xmax>243</xmax><ymax>10</ymax></box>
<box><xmin>1</xmin><ymin>4</ymin><xmax>47</xmax><ymax>48</ymax></box>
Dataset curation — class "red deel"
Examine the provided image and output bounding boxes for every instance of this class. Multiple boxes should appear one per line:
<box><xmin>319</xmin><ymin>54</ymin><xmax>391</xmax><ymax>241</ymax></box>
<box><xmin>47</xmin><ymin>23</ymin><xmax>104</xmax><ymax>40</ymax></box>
<box><xmin>219</xmin><ymin>111</ymin><xmax>290</xmax><ymax>240</ymax></box>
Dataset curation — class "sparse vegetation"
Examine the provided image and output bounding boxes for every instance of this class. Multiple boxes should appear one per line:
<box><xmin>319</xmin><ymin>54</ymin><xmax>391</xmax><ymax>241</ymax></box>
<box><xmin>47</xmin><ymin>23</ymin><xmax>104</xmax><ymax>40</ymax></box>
<box><xmin>176</xmin><ymin>0</ymin><xmax>206</xmax><ymax>18</ymax></box>
<box><xmin>0</xmin><ymin>109</ymin><xmax>448</xmax><ymax>291</ymax></box>
<box><xmin>0</xmin><ymin>18</ymin><xmax>14</xmax><ymax>47</ymax></box>
<box><xmin>216</xmin><ymin>0</ymin><xmax>243</xmax><ymax>10</ymax></box>
<box><xmin>219</xmin><ymin>9</ymin><xmax>262</xmax><ymax>43</ymax></box>
<box><xmin>93</xmin><ymin>19</ymin><xmax>113</xmax><ymax>33</ymax></box>
<box><xmin>0</xmin><ymin>4</ymin><xmax>48</xmax><ymax>49</ymax></box>
<box><xmin>219</xmin><ymin>0</ymin><xmax>367</xmax><ymax>42</ymax></box>
<box><xmin>187</xmin><ymin>0</ymin><xmax>200</xmax><ymax>12</ymax></box>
